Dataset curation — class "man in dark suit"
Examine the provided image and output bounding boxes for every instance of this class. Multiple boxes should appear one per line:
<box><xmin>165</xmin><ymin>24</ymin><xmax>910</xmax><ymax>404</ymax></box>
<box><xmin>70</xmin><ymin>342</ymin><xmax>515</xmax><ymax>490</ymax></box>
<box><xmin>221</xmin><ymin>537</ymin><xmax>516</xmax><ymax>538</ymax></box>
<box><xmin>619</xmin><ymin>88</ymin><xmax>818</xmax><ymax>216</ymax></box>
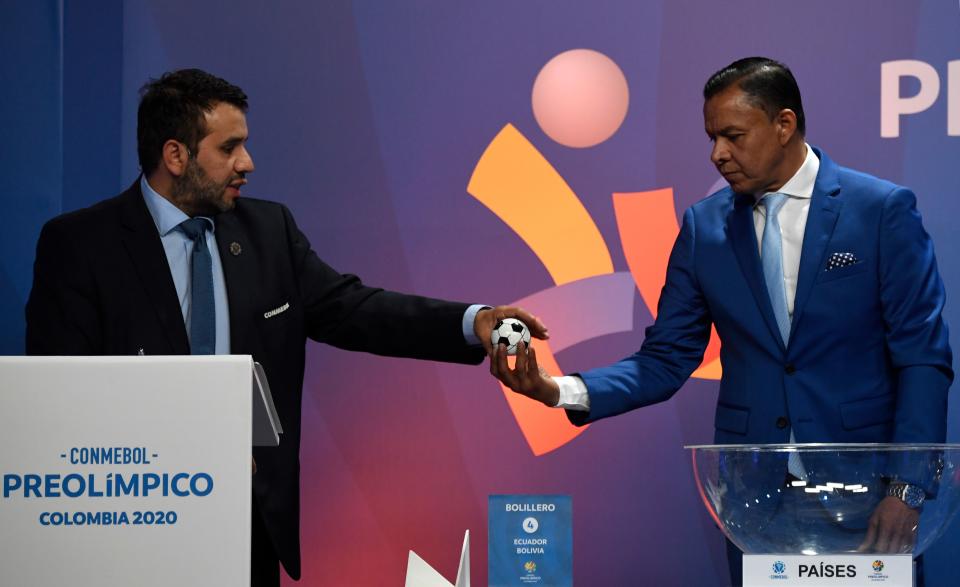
<box><xmin>491</xmin><ymin>57</ymin><xmax>952</xmax><ymax>584</ymax></box>
<box><xmin>25</xmin><ymin>68</ymin><xmax>545</xmax><ymax>586</ymax></box>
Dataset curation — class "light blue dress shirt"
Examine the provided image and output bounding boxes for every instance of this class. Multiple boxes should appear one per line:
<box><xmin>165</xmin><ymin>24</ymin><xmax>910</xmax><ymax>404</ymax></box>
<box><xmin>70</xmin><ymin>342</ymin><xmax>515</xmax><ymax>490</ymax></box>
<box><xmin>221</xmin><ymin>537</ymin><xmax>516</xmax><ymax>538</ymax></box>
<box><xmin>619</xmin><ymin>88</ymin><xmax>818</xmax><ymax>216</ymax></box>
<box><xmin>462</xmin><ymin>304</ymin><xmax>486</xmax><ymax>346</ymax></box>
<box><xmin>141</xmin><ymin>176</ymin><xmax>231</xmax><ymax>354</ymax></box>
<box><xmin>142</xmin><ymin>176</ymin><xmax>484</xmax><ymax>352</ymax></box>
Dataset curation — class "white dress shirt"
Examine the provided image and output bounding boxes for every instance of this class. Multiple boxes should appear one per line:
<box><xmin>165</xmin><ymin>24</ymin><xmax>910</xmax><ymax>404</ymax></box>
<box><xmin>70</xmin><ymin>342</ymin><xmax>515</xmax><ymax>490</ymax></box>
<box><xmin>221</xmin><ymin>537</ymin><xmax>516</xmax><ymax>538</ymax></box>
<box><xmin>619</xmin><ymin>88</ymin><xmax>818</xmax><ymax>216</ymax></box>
<box><xmin>554</xmin><ymin>145</ymin><xmax>820</xmax><ymax>410</ymax></box>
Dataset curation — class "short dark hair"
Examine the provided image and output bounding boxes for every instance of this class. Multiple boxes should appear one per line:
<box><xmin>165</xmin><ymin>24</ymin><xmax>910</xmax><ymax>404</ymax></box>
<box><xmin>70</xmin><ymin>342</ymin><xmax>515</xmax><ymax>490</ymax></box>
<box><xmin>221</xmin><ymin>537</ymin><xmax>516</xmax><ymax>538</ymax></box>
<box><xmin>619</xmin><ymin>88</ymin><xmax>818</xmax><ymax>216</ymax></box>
<box><xmin>137</xmin><ymin>69</ymin><xmax>248</xmax><ymax>174</ymax></box>
<box><xmin>703</xmin><ymin>57</ymin><xmax>805</xmax><ymax>135</ymax></box>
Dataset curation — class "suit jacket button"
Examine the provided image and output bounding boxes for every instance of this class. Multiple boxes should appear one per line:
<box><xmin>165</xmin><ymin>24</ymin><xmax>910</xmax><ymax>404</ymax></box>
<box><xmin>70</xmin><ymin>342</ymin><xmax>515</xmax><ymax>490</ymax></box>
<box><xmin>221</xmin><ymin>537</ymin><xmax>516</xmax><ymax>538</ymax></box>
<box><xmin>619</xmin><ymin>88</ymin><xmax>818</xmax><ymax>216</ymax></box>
<box><xmin>784</xmin><ymin>364</ymin><xmax>796</xmax><ymax>375</ymax></box>
<box><xmin>776</xmin><ymin>417</ymin><xmax>789</xmax><ymax>429</ymax></box>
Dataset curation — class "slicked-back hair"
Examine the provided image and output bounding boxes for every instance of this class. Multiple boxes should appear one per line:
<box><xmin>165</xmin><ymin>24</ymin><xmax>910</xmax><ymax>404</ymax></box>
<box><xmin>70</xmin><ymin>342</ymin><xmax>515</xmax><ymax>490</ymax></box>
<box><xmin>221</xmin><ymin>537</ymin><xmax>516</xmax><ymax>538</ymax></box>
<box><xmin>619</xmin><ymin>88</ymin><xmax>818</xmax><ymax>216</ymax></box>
<box><xmin>703</xmin><ymin>57</ymin><xmax>806</xmax><ymax>135</ymax></box>
<box><xmin>137</xmin><ymin>69</ymin><xmax>248</xmax><ymax>174</ymax></box>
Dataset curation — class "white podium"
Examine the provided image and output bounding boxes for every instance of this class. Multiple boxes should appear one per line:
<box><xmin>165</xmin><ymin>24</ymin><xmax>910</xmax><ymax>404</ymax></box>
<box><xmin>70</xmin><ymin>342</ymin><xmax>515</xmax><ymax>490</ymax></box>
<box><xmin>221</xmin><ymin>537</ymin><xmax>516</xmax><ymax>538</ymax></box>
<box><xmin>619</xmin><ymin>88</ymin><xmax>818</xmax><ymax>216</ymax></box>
<box><xmin>0</xmin><ymin>356</ymin><xmax>280</xmax><ymax>587</ymax></box>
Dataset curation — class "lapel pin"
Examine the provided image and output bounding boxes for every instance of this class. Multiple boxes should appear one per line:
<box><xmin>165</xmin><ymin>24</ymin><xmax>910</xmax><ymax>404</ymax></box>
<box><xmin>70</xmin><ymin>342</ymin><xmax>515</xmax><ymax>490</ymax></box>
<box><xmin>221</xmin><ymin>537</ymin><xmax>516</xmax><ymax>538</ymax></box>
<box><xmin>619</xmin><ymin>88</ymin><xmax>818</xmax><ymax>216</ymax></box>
<box><xmin>229</xmin><ymin>242</ymin><xmax>242</xmax><ymax>256</ymax></box>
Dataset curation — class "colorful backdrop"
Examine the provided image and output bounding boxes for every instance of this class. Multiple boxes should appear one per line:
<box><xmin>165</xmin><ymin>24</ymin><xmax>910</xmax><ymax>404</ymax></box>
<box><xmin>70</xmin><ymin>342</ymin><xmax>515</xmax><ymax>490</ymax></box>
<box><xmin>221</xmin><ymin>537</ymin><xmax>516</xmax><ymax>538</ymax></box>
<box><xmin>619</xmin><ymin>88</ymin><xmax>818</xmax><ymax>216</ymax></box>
<box><xmin>2</xmin><ymin>1</ymin><xmax>959</xmax><ymax>584</ymax></box>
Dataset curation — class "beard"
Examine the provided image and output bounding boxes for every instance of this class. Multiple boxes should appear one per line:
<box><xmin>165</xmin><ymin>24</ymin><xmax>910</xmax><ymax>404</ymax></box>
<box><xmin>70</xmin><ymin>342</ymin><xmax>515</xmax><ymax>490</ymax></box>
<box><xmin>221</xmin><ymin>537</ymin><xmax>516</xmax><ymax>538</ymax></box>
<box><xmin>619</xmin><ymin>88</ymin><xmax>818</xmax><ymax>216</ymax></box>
<box><xmin>171</xmin><ymin>158</ymin><xmax>238</xmax><ymax>216</ymax></box>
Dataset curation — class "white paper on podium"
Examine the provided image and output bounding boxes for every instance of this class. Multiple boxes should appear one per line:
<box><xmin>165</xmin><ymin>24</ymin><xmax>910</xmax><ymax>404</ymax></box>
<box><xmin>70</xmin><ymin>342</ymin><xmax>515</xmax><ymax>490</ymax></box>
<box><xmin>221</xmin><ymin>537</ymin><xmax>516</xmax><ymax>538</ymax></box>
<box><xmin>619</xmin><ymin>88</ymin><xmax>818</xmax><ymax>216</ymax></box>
<box><xmin>404</xmin><ymin>530</ymin><xmax>470</xmax><ymax>587</ymax></box>
<box><xmin>455</xmin><ymin>528</ymin><xmax>470</xmax><ymax>587</ymax></box>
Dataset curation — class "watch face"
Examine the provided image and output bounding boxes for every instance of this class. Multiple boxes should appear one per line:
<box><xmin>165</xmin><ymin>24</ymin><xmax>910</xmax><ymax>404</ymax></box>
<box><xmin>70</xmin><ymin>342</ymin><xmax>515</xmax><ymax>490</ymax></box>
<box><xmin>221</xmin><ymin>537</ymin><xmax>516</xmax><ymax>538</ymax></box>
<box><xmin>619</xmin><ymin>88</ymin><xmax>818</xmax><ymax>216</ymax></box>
<box><xmin>903</xmin><ymin>485</ymin><xmax>925</xmax><ymax>508</ymax></box>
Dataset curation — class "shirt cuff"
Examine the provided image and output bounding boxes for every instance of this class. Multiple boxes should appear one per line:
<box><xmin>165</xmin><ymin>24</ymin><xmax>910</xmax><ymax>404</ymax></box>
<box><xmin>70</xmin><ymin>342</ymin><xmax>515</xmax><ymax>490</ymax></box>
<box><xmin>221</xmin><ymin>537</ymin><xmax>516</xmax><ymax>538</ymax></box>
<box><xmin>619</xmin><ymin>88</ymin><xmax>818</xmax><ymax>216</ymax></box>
<box><xmin>462</xmin><ymin>304</ymin><xmax>490</xmax><ymax>346</ymax></box>
<box><xmin>553</xmin><ymin>375</ymin><xmax>590</xmax><ymax>411</ymax></box>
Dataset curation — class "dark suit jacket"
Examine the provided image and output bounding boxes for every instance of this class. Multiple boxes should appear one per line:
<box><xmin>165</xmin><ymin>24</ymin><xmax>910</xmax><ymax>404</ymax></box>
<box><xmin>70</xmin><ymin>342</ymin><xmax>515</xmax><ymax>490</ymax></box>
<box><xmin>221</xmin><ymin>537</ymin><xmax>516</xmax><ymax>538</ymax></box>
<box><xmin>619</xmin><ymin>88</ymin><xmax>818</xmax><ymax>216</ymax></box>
<box><xmin>573</xmin><ymin>148</ymin><xmax>952</xmax><ymax>448</ymax></box>
<box><xmin>25</xmin><ymin>182</ymin><xmax>485</xmax><ymax>578</ymax></box>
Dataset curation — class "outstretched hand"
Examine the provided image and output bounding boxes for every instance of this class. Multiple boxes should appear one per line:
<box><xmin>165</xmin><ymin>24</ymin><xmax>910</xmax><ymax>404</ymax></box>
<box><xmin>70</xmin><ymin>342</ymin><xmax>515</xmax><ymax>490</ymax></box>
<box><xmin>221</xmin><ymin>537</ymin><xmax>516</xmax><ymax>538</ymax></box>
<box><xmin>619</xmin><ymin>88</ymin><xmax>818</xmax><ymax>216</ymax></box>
<box><xmin>473</xmin><ymin>306</ymin><xmax>549</xmax><ymax>355</ymax></box>
<box><xmin>474</xmin><ymin>306</ymin><xmax>559</xmax><ymax>407</ymax></box>
<box><xmin>857</xmin><ymin>496</ymin><xmax>919</xmax><ymax>554</ymax></box>
<box><xmin>489</xmin><ymin>341</ymin><xmax>560</xmax><ymax>407</ymax></box>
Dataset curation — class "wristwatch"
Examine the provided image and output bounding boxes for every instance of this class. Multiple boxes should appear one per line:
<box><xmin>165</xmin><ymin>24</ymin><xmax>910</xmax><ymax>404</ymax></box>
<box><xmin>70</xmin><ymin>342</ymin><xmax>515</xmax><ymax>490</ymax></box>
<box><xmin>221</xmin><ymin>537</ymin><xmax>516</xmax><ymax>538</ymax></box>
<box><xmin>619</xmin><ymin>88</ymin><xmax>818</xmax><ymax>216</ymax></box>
<box><xmin>887</xmin><ymin>482</ymin><xmax>926</xmax><ymax>509</ymax></box>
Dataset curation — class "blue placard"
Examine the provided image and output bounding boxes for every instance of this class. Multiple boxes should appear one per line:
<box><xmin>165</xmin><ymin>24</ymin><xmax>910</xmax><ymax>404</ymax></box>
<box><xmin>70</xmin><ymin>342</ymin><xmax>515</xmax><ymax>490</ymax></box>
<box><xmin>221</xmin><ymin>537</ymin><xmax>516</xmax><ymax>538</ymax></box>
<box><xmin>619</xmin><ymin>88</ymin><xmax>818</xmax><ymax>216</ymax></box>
<box><xmin>488</xmin><ymin>494</ymin><xmax>572</xmax><ymax>587</ymax></box>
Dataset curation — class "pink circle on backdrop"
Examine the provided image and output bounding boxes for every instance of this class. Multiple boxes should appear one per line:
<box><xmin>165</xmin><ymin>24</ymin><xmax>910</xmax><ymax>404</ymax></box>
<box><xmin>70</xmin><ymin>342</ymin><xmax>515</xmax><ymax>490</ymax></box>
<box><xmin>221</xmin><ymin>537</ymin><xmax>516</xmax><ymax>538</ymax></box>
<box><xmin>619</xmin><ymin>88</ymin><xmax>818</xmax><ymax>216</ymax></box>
<box><xmin>532</xmin><ymin>49</ymin><xmax>630</xmax><ymax>148</ymax></box>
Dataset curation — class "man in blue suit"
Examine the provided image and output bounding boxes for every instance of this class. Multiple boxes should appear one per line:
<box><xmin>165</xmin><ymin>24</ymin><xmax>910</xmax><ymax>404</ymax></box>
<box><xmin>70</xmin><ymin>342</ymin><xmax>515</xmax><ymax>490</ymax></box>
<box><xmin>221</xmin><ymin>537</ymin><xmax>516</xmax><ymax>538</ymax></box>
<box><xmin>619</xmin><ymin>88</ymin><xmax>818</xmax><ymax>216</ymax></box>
<box><xmin>490</xmin><ymin>57</ymin><xmax>952</xmax><ymax>584</ymax></box>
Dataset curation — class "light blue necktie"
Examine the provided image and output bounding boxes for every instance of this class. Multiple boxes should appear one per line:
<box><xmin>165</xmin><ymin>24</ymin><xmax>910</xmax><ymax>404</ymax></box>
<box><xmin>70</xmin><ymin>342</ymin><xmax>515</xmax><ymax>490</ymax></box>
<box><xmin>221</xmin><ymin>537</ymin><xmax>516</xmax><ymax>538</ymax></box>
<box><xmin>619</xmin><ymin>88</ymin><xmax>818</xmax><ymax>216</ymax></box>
<box><xmin>178</xmin><ymin>218</ymin><xmax>216</xmax><ymax>355</ymax></box>
<box><xmin>761</xmin><ymin>193</ymin><xmax>806</xmax><ymax>478</ymax></box>
<box><xmin>761</xmin><ymin>193</ymin><xmax>790</xmax><ymax>346</ymax></box>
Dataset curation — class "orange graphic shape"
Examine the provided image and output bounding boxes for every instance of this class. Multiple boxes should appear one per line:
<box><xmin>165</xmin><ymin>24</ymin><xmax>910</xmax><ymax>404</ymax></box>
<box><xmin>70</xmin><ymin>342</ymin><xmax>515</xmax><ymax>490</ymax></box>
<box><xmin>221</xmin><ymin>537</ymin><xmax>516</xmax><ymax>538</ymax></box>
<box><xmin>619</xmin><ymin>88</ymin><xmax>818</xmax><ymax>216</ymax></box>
<box><xmin>613</xmin><ymin>190</ymin><xmax>721</xmax><ymax>379</ymax></box>
<box><xmin>498</xmin><ymin>339</ymin><xmax>587</xmax><ymax>456</ymax></box>
<box><xmin>468</xmin><ymin>124</ymin><xmax>614</xmax><ymax>286</ymax></box>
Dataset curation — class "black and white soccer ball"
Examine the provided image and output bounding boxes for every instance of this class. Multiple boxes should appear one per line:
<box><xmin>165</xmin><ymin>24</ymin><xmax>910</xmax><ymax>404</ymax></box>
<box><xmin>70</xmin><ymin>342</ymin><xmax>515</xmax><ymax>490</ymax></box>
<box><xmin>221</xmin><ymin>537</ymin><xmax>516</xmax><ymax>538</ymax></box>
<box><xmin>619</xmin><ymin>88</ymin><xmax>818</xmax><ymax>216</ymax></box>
<box><xmin>490</xmin><ymin>318</ymin><xmax>531</xmax><ymax>355</ymax></box>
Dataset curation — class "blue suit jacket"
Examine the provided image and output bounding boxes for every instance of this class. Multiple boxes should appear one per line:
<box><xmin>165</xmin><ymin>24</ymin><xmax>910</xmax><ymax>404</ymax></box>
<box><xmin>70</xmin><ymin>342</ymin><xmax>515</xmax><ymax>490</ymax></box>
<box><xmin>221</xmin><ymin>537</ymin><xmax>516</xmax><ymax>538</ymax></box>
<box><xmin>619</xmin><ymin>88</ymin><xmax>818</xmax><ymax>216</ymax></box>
<box><xmin>571</xmin><ymin>148</ymin><xmax>952</xmax><ymax>448</ymax></box>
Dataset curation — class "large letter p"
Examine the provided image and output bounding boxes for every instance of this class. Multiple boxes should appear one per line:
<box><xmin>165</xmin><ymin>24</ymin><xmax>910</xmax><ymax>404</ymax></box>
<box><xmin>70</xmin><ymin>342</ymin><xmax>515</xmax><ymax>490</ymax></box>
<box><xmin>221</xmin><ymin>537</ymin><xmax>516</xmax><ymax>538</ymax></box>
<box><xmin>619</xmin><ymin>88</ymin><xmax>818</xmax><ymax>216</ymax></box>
<box><xmin>881</xmin><ymin>60</ymin><xmax>940</xmax><ymax>138</ymax></box>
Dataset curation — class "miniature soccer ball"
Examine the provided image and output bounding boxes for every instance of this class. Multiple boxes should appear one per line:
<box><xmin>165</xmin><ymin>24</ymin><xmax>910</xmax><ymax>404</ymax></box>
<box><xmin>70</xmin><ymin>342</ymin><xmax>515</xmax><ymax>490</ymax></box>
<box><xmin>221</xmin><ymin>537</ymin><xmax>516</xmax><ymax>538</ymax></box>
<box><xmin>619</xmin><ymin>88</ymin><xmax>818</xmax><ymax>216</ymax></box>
<box><xmin>491</xmin><ymin>318</ymin><xmax>531</xmax><ymax>355</ymax></box>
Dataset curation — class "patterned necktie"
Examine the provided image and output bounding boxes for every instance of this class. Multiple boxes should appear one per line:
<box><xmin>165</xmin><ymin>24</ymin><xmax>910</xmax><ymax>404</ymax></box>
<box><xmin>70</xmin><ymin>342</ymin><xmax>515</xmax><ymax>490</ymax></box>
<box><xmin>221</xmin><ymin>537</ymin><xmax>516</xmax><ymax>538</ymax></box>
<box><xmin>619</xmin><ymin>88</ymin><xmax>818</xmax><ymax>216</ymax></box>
<box><xmin>761</xmin><ymin>193</ymin><xmax>807</xmax><ymax>478</ymax></box>
<box><xmin>178</xmin><ymin>218</ymin><xmax>216</xmax><ymax>355</ymax></box>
